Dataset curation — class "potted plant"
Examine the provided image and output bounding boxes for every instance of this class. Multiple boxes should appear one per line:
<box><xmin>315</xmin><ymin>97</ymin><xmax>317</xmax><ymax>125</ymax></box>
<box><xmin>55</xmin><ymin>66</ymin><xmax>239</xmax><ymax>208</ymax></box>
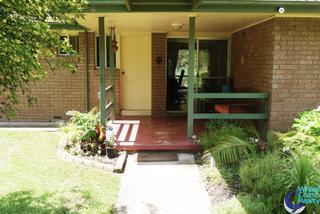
<box><xmin>95</xmin><ymin>124</ymin><xmax>117</xmax><ymax>158</ymax></box>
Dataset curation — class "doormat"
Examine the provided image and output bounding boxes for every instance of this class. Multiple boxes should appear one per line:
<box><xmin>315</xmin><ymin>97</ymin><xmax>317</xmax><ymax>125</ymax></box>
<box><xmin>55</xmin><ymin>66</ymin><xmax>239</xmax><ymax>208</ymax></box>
<box><xmin>137</xmin><ymin>152</ymin><xmax>178</xmax><ymax>162</ymax></box>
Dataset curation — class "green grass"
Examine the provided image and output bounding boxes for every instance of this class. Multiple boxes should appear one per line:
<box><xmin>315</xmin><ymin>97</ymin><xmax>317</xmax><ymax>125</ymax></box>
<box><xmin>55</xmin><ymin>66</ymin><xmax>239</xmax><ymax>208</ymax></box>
<box><xmin>0</xmin><ymin>130</ymin><xmax>120</xmax><ymax>214</ymax></box>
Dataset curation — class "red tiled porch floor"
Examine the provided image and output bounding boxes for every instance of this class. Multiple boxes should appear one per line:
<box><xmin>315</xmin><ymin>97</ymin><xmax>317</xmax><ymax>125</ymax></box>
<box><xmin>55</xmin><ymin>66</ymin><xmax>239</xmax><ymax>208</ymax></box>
<box><xmin>109</xmin><ymin>116</ymin><xmax>204</xmax><ymax>151</ymax></box>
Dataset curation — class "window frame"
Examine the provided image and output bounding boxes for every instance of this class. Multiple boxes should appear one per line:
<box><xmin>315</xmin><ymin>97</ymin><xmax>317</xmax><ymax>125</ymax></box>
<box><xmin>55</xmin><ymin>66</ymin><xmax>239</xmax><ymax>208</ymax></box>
<box><xmin>95</xmin><ymin>35</ymin><xmax>116</xmax><ymax>69</ymax></box>
<box><xmin>58</xmin><ymin>35</ymin><xmax>79</xmax><ymax>56</ymax></box>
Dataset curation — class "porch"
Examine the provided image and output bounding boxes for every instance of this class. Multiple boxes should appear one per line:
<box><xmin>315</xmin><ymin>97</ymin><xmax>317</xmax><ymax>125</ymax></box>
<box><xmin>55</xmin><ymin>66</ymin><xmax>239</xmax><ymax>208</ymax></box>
<box><xmin>82</xmin><ymin>14</ymin><xmax>271</xmax><ymax>143</ymax></box>
<box><xmin>110</xmin><ymin>116</ymin><xmax>204</xmax><ymax>151</ymax></box>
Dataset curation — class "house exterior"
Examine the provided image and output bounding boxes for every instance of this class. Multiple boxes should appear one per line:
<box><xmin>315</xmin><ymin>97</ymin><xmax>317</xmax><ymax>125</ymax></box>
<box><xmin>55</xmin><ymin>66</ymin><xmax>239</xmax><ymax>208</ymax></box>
<box><xmin>9</xmin><ymin>0</ymin><xmax>320</xmax><ymax>136</ymax></box>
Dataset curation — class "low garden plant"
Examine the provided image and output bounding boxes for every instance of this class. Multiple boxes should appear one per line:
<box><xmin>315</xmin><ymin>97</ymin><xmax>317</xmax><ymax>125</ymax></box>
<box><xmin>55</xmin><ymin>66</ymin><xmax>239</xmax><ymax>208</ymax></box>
<box><xmin>199</xmin><ymin>106</ymin><xmax>320</xmax><ymax>213</ymax></box>
<box><xmin>60</xmin><ymin>108</ymin><xmax>115</xmax><ymax>157</ymax></box>
<box><xmin>200</xmin><ymin>120</ymin><xmax>282</xmax><ymax>165</ymax></box>
<box><xmin>281</xmin><ymin>107</ymin><xmax>320</xmax><ymax>166</ymax></box>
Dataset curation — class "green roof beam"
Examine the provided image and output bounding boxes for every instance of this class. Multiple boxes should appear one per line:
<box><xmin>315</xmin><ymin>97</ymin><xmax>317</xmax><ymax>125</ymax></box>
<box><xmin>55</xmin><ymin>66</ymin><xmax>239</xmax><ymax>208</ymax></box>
<box><xmin>89</xmin><ymin>0</ymin><xmax>123</xmax><ymax>5</ymax></box>
<box><xmin>49</xmin><ymin>23</ymin><xmax>86</xmax><ymax>30</ymax></box>
<box><xmin>124</xmin><ymin>0</ymin><xmax>132</xmax><ymax>11</ymax></box>
<box><xmin>192</xmin><ymin>0</ymin><xmax>202</xmax><ymax>10</ymax></box>
<box><xmin>196</xmin><ymin>4</ymin><xmax>320</xmax><ymax>13</ymax></box>
<box><xmin>86</xmin><ymin>0</ymin><xmax>320</xmax><ymax>13</ymax></box>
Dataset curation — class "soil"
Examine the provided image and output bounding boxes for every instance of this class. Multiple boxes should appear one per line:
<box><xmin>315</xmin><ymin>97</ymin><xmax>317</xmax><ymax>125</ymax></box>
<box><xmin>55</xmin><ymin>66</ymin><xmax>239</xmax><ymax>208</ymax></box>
<box><xmin>195</xmin><ymin>153</ymin><xmax>237</xmax><ymax>207</ymax></box>
<box><xmin>198</xmin><ymin>165</ymin><xmax>236</xmax><ymax>206</ymax></box>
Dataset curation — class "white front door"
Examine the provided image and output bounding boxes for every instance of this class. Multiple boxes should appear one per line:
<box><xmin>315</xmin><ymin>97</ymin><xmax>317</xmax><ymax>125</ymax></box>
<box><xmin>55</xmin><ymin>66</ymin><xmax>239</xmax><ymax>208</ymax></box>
<box><xmin>120</xmin><ymin>33</ymin><xmax>152</xmax><ymax>115</ymax></box>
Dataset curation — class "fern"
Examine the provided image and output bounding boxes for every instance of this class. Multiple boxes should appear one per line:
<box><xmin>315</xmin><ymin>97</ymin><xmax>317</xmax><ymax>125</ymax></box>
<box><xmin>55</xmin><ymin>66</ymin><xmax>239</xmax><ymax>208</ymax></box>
<box><xmin>240</xmin><ymin>120</ymin><xmax>260</xmax><ymax>139</ymax></box>
<box><xmin>266</xmin><ymin>131</ymin><xmax>283</xmax><ymax>151</ymax></box>
<box><xmin>210</xmin><ymin>136</ymin><xmax>255</xmax><ymax>165</ymax></box>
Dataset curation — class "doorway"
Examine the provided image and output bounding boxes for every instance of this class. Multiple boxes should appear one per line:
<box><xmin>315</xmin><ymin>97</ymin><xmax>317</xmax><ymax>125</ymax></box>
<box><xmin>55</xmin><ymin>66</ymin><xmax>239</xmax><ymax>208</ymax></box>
<box><xmin>120</xmin><ymin>33</ymin><xmax>152</xmax><ymax>115</ymax></box>
<box><xmin>166</xmin><ymin>38</ymin><xmax>229</xmax><ymax>112</ymax></box>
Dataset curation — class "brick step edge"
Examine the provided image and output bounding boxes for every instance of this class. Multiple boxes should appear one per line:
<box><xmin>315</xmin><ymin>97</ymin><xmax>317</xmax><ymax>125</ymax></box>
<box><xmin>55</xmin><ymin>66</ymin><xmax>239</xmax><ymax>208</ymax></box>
<box><xmin>57</xmin><ymin>139</ymin><xmax>127</xmax><ymax>173</ymax></box>
<box><xmin>116</xmin><ymin>143</ymin><xmax>202</xmax><ymax>151</ymax></box>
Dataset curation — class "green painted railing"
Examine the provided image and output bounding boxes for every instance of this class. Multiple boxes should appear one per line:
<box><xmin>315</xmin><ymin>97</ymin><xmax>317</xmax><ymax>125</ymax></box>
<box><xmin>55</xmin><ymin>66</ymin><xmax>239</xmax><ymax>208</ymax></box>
<box><xmin>188</xmin><ymin>92</ymin><xmax>270</xmax><ymax>138</ymax></box>
<box><xmin>105</xmin><ymin>85</ymin><xmax>113</xmax><ymax>117</ymax></box>
<box><xmin>98</xmin><ymin>17</ymin><xmax>115</xmax><ymax>126</ymax></box>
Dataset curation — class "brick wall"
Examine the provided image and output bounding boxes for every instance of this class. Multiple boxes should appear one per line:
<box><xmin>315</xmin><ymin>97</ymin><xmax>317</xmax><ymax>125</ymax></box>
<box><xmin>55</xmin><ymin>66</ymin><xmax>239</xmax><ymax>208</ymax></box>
<box><xmin>232</xmin><ymin>17</ymin><xmax>320</xmax><ymax>131</ymax></box>
<box><xmin>10</xmin><ymin>31</ymin><xmax>120</xmax><ymax>121</ymax></box>
<box><xmin>152</xmin><ymin>33</ymin><xmax>167</xmax><ymax>115</ymax></box>
<box><xmin>232</xmin><ymin>19</ymin><xmax>274</xmax><ymax>93</ymax></box>
<box><xmin>270</xmin><ymin>18</ymin><xmax>320</xmax><ymax>130</ymax></box>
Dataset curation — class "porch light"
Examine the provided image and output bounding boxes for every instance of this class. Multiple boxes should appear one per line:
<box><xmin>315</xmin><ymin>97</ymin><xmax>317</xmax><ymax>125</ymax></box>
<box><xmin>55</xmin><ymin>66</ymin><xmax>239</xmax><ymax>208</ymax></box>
<box><xmin>277</xmin><ymin>7</ymin><xmax>285</xmax><ymax>13</ymax></box>
<box><xmin>171</xmin><ymin>23</ymin><xmax>183</xmax><ymax>30</ymax></box>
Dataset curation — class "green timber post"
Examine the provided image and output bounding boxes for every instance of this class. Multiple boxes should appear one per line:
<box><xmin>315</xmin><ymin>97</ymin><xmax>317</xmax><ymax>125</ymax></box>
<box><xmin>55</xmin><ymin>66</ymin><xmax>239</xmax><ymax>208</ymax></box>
<box><xmin>84</xmin><ymin>30</ymin><xmax>89</xmax><ymax>112</ymax></box>
<box><xmin>109</xmin><ymin>32</ymin><xmax>115</xmax><ymax>120</ymax></box>
<box><xmin>187</xmin><ymin>16</ymin><xmax>196</xmax><ymax>138</ymax></box>
<box><xmin>99</xmin><ymin>17</ymin><xmax>106</xmax><ymax>126</ymax></box>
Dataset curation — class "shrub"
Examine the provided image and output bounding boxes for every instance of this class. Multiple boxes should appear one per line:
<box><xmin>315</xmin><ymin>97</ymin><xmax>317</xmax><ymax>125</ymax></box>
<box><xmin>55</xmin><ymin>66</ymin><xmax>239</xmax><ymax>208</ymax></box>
<box><xmin>62</xmin><ymin>108</ymin><xmax>100</xmax><ymax>144</ymax></box>
<box><xmin>281</xmin><ymin>132</ymin><xmax>320</xmax><ymax>166</ymax></box>
<box><xmin>60</xmin><ymin>108</ymin><xmax>114</xmax><ymax>156</ymax></box>
<box><xmin>292</xmin><ymin>107</ymin><xmax>320</xmax><ymax>136</ymax></box>
<box><xmin>239</xmin><ymin>152</ymin><xmax>288</xmax><ymax>197</ymax></box>
<box><xmin>240</xmin><ymin>154</ymin><xmax>320</xmax><ymax>213</ymax></box>
<box><xmin>210</xmin><ymin>136</ymin><xmax>255</xmax><ymax>165</ymax></box>
<box><xmin>276</xmin><ymin>156</ymin><xmax>320</xmax><ymax>214</ymax></box>
<box><xmin>199</xmin><ymin>120</ymin><xmax>249</xmax><ymax>150</ymax></box>
<box><xmin>237</xmin><ymin>194</ymin><xmax>268</xmax><ymax>214</ymax></box>
<box><xmin>281</xmin><ymin>107</ymin><xmax>320</xmax><ymax>166</ymax></box>
<box><xmin>279</xmin><ymin>156</ymin><xmax>320</xmax><ymax>192</ymax></box>
<box><xmin>200</xmin><ymin>120</ymin><xmax>283</xmax><ymax>165</ymax></box>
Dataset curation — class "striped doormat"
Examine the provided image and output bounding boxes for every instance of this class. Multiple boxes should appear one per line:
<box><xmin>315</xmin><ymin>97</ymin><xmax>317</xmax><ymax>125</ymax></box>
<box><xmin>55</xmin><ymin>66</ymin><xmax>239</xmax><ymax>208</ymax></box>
<box><xmin>109</xmin><ymin>120</ymin><xmax>140</xmax><ymax>146</ymax></box>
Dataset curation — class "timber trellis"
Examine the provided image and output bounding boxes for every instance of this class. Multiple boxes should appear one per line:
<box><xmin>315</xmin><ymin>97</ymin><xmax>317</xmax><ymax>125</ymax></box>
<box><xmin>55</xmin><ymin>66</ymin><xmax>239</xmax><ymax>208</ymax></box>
<box><xmin>99</xmin><ymin>17</ymin><xmax>115</xmax><ymax>126</ymax></box>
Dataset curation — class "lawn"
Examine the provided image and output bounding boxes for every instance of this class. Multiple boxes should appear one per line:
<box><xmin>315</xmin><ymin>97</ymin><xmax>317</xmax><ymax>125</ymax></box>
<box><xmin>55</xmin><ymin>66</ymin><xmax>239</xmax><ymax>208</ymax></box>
<box><xmin>0</xmin><ymin>130</ymin><xmax>120</xmax><ymax>214</ymax></box>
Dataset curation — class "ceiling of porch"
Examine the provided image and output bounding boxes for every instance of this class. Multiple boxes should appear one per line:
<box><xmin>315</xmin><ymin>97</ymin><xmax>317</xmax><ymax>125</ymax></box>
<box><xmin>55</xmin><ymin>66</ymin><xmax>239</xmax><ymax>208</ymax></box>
<box><xmin>76</xmin><ymin>13</ymin><xmax>274</xmax><ymax>33</ymax></box>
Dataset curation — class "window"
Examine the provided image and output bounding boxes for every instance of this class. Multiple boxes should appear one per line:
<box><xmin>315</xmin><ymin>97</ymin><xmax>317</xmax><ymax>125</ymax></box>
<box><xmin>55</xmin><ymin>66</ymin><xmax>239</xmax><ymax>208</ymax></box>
<box><xmin>58</xmin><ymin>35</ymin><xmax>78</xmax><ymax>55</ymax></box>
<box><xmin>96</xmin><ymin>36</ymin><xmax>116</xmax><ymax>68</ymax></box>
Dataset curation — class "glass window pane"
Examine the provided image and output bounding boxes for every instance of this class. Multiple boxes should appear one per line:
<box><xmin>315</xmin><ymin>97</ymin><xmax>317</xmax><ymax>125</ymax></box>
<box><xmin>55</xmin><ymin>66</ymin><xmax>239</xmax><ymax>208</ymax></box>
<box><xmin>197</xmin><ymin>40</ymin><xmax>228</xmax><ymax>93</ymax></box>
<box><xmin>96</xmin><ymin>36</ymin><xmax>116</xmax><ymax>68</ymax></box>
<box><xmin>69</xmin><ymin>36</ymin><xmax>78</xmax><ymax>53</ymax></box>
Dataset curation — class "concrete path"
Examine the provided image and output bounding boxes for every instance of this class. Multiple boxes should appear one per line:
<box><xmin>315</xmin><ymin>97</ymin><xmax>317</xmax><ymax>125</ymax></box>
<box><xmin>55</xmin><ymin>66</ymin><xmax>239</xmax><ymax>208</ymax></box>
<box><xmin>115</xmin><ymin>153</ymin><xmax>212</xmax><ymax>214</ymax></box>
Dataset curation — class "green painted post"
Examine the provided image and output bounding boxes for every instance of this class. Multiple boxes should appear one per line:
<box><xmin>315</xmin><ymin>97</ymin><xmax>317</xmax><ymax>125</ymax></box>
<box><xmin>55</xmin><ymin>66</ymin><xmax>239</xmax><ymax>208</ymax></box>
<box><xmin>262</xmin><ymin>97</ymin><xmax>269</xmax><ymax>139</ymax></box>
<box><xmin>187</xmin><ymin>16</ymin><xmax>195</xmax><ymax>138</ymax></box>
<box><xmin>99</xmin><ymin>17</ymin><xmax>106</xmax><ymax>126</ymax></box>
<box><xmin>109</xmin><ymin>33</ymin><xmax>115</xmax><ymax>121</ymax></box>
<box><xmin>84</xmin><ymin>30</ymin><xmax>89</xmax><ymax>112</ymax></box>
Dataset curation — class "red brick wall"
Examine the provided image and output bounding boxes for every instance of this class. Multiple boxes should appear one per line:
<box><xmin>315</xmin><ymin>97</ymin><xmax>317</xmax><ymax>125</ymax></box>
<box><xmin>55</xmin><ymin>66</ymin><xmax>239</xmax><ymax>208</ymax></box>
<box><xmin>152</xmin><ymin>33</ymin><xmax>167</xmax><ymax>115</ymax></box>
<box><xmin>232</xmin><ymin>19</ymin><xmax>274</xmax><ymax>93</ymax></box>
<box><xmin>232</xmin><ymin>17</ymin><xmax>320</xmax><ymax>131</ymax></box>
<box><xmin>10</xmin><ymin>31</ymin><xmax>120</xmax><ymax>121</ymax></box>
<box><xmin>270</xmin><ymin>18</ymin><xmax>320</xmax><ymax>130</ymax></box>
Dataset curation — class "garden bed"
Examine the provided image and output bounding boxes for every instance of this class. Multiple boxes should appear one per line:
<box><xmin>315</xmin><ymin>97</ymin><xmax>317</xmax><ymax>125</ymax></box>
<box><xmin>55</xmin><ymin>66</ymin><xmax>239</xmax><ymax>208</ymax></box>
<box><xmin>57</xmin><ymin>140</ymin><xmax>126</xmax><ymax>172</ymax></box>
<box><xmin>197</xmin><ymin>107</ymin><xmax>320</xmax><ymax>214</ymax></box>
<box><xmin>58</xmin><ymin>108</ymin><xmax>127</xmax><ymax>173</ymax></box>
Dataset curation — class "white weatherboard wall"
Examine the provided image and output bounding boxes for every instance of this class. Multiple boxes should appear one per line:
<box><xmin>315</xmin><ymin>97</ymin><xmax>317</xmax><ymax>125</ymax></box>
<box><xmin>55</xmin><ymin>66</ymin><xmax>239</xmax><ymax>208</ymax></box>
<box><xmin>120</xmin><ymin>32</ymin><xmax>152</xmax><ymax>115</ymax></box>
